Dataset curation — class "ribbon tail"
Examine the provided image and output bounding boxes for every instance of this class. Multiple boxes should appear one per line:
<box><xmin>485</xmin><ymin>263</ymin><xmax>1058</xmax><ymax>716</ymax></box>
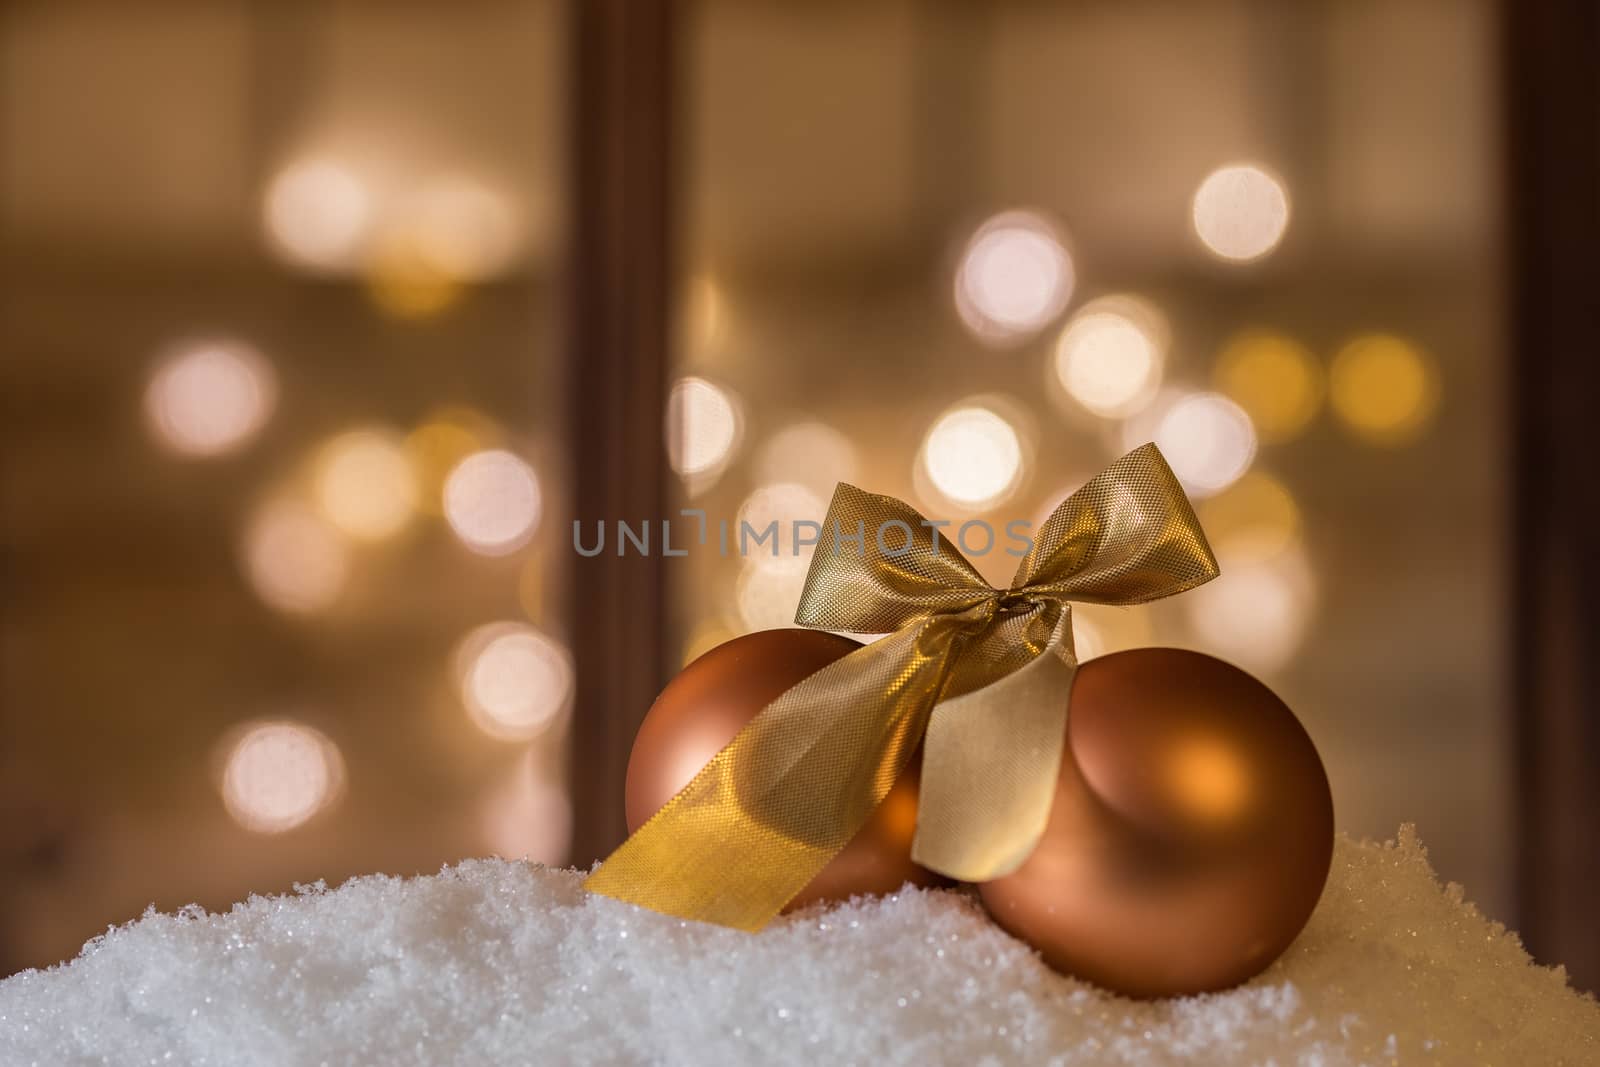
<box><xmin>584</xmin><ymin>616</ymin><xmax>963</xmax><ymax>930</ymax></box>
<box><xmin>912</xmin><ymin>609</ymin><xmax>1077</xmax><ymax>881</ymax></box>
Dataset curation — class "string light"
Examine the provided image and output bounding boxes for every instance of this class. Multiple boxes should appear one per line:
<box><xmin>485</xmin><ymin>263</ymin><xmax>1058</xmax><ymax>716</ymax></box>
<box><xmin>665</xmin><ymin>376</ymin><xmax>742</xmax><ymax>491</ymax></box>
<box><xmin>1153</xmin><ymin>392</ymin><xmax>1257</xmax><ymax>497</ymax></box>
<box><xmin>1183</xmin><ymin>544</ymin><xmax>1315</xmax><ymax>673</ymax></box>
<box><xmin>219</xmin><ymin>720</ymin><xmax>344</xmax><ymax>834</ymax></box>
<box><xmin>1213</xmin><ymin>330</ymin><xmax>1323</xmax><ymax>443</ymax></box>
<box><xmin>443</xmin><ymin>450</ymin><xmax>542</xmax><ymax>556</ymax></box>
<box><xmin>454</xmin><ymin>622</ymin><xmax>573</xmax><ymax>741</ymax></box>
<box><xmin>1197</xmin><ymin>472</ymin><xmax>1301</xmax><ymax>563</ymax></box>
<box><xmin>479</xmin><ymin>751</ymin><xmax>572</xmax><ymax>864</ymax></box>
<box><xmin>1053</xmin><ymin>295</ymin><xmax>1167</xmax><ymax>418</ymax></box>
<box><xmin>365</xmin><ymin>230</ymin><xmax>463</xmax><ymax>319</ymax></box>
<box><xmin>754</xmin><ymin>422</ymin><xmax>859</xmax><ymax>498</ymax></box>
<box><xmin>1330</xmin><ymin>334</ymin><xmax>1439</xmax><ymax>445</ymax></box>
<box><xmin>144</xmin><ymin>341</ymin><xmax>276</xmax><ymax>457</ymax></box>
<box><xmin>314</xmin><ymin>429</ymin><xmax>417</xmax><ymax>542</ymax></box>
<box><xmin>1192</xmin><ymin>163</ymin><xmax>1290</xmax><ymax>263</ymax></box>
<box><xmin>404</xmin><ymin>177</ymin><xmax>519</xmax><ymax>281</ymax></box>
<box><xmin>242</xmin><ymin>498</ymin><xmax>349</xmax><ymax>615</ymax></box>
<box><xmin>263</xmin><ymin>159</ymin><xmax>371</xmax><ymax>272</ymax></box>
<box><xmin>918</xmin><ymin>404</ymin><xmax>1026</xmax><ymax>510</ymax></box>
<box><xmin>736</xmin><ymin>483</ymin><xmax>827</xmax><ymax>569</ymax></box>
<box><xmin>735</xmin><ymin>559</ymin><xmax>811</xmax><ymax>633</ymax></box>
<box><xmin>406</xmin><ymin>409</ymin><xmax>498</xmax><ymax>517</ymax></box>
<box><xmin>954</xmin><ymin>211</ymin><xmax>1074</xmax><ymax>346</ymax></box>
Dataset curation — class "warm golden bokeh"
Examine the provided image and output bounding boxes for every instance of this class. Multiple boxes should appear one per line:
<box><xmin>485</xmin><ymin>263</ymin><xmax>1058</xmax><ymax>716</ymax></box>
<box><xmin>1330</xmin><ymin>334</ymin><xmax>1440</xmax><ymax>445</ymax></box>
<box><xmin>1213</xmin><ymin>330</ymin><xmax>1324</xmax><ymax>443</ymax></box>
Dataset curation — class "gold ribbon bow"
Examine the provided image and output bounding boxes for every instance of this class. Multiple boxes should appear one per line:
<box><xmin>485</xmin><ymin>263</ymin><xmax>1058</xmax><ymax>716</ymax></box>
<box><xmin>585</xmin><ymin>443</ymin><xmax>1218</xmax><ymax>930</ymax></box>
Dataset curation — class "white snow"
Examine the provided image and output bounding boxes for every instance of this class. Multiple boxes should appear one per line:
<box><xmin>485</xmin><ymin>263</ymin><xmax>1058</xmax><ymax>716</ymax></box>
<box><xmin>1</xmin><ymin>826</ymin><xmax>1595</xmax><ymax>1066</ymax></box>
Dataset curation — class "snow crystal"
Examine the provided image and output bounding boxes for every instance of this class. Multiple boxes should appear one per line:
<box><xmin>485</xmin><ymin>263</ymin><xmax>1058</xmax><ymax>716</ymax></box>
<box><xmin>1</xmin><ymin>826</ymin><xmax>1595</xmax><ymax>1065</ymax></box>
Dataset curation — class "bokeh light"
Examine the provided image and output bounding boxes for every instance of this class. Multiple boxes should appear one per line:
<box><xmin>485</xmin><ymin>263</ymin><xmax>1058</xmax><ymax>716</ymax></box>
<box><xmin>406</xmin><ymin>409</ymin><xmax>499</xmax><ymax>517</ymax></box>
<box><xmin>242</xmin><ymin>498</ymin><xmax>350</xmax><ymax>615</ymax></box>
<box><xmin>1213</xmin><ymin>330</ymin><xmax>1323</xmax><ymax>443</ymax></box>
<box><xmin>1191</xmin><ymin>163</ymin><xmax>1290</xmax><ymax>263</ymax></box>
<box><xmin>737</xmin><ymin>482</ymin><xmax>827</xmax><ymax>567</ymax></box>
<box><xmin>1183</xmin><ymin>544</ymin><xmax>1315</xmax><ymax>673</ymax></box>
<box><xmin>954</xmin><ymin>210</ymin><xmax>1074</xmax><ymax>346</ymax></box>
<box><xmin>365</xmin><ymin>230</ymin><xmax>464</xmax><ymax>319</ymax></box>
<box><xmin>1053</xmin><ymin>295</ymin><xmax>1167</xmax><ymax>418</ymax></box>
<box><xmin>1072</xmin><ymin>613</ymin><xmax>1107</xmax><ymax>661</ymax></box>
<box><xmin>314</xmin><ymin>429</ymin><xmax>417</xmax><ymax>542</ymax></box>
<box><xmin>479</xmin><ymin>750</ymin><xmax>572</xmax><ymax>864</ymax></box>
<box><xmin>735</xmin><ymin>559</ymin><xmax>811</xmax><ymax>633</ymax></box>
<box><xmin>685</xmin><ymin>275</ymin><xmax>726</xmax><ymax>353</ymax></box>
<box><xmin>263</xmin><ymin>159</ymin><xmax>371</xmax><ymax>272</ymax></box>
<box><xmin>754</xmin><ymin>421</ymin><xmax>859</xmax><ymax>498</ymax></box>
<box><xmin>144</xmin><ymin>341</ymin><xmax>276</xmax><ymax>457</ymax></box>
<box><xmin>443</xmin><ymin>449</ymin><xmax>543</xmax><ymax>556</ymax></box>
<box><xmin>1069</xmin><ymin>603</ymin><xmax>1155</xmax><ymax>661</ymax></box>
<box><xmin>1330</xmin><ymin>334</ymin><xmax>1440</xmax><ymax>445</ymax></box>
<box><xmin>405</xmin><ymin>177</ymin><xmax>520</xmax><ymax>281</ymax></box>
<box><xmin>918</xmin><ymin>404</ymin><xmax>1026</xmax><ymax>510</ymax></box>
<box><xmin>1197</xmin><ymin>471</ymin><xmax>1302</xmax><ymax>562</ymax></box>
<box><xmin>454</xmin><ymin>622</ymin><xmax>574</xmax><ymax>741</ymax></box>
<box><xmin>665</xmin><ymin>376</ymin><xmax>743</xmax><ymax>489</ymax></box>
<box><xmin>219</xmin><ymin>720</ymin><xmax>344</xmax><ymax>834</ymax></box>
<box><xmin>1152</xmin><ymin>392</ymin><xmax>1258</xmax><ymax>497</ymax></box>
<box><xmin>682</xmin><ymin>621</ymin><xmax>738</xmax><ymax>666</ymax></box>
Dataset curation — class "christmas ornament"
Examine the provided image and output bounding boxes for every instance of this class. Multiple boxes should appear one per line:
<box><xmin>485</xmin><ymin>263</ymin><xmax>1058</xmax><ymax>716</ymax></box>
<box><xmin>625</xmin><ymin>628</ymin><xmax>938</xmax><ymax>909</ymax></box>
<box><xmin>587</xmin><ymin>443</ymin><xmax>1219</xmax><ymax>930</ymax></box>
<box><xmin>979</xmin><ymin>648</ymin><xmax>1334</xmax><ymax>997</ymax></box>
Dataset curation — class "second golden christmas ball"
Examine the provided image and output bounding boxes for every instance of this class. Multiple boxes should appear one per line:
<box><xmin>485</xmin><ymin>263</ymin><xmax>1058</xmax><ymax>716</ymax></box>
<box><xmin>979</xmin><ymin>648</ymin><xmax>1334</xmax><ymax>998</ymax></box>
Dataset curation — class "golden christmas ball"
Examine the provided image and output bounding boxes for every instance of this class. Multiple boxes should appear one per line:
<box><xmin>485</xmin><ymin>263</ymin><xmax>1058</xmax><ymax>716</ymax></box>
<box><xmin>979</xmin><ymin>648</ymin><xmax>1334</xmax><ymax>998</ymax></box>
<box><xmin>625</xmin><ymin>628</ymin><xmax>941</xmax><ymax>910</ymax></box>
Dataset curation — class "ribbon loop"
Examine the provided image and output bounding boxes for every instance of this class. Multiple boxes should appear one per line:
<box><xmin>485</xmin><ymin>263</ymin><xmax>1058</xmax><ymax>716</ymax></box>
<box><xmin>584</xmin><ymin>443</ymin><xmax>1217</xmax><ymax>930</ymax></box>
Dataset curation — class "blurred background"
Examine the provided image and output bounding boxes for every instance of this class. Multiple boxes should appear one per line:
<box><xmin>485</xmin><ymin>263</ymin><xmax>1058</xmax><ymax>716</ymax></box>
<box><xmin>3</xmin><ymin>0</ymin><xmax>1594</xmax><ymax>992</ymax></box>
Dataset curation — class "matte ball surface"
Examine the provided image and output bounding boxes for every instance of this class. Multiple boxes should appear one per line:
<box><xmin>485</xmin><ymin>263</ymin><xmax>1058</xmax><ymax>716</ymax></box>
<box><xmin>625</xmin><ymin>628</ymin><xmax>940</xmax><ymax>910</ymax></box>
<box><xmin>978</xmin><ymin>648</ymin><xmax>1334</xmax><ymax>998</ymax></box>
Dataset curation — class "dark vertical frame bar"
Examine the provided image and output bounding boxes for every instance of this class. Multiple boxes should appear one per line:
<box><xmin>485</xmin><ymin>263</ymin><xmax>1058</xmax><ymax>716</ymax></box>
<box><xmin>565</xmin><ymin>0</ymin><xmax>675</xmax><ymax>864</ymax></box>
<box><xmin>1504</xmin><ymin>1</ymin><xmax>1600</xmax><ymax>993</ymax></box>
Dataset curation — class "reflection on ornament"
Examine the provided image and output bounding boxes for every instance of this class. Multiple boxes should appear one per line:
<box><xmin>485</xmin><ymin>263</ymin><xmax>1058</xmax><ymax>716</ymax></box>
<box><xmin>1213</xmin><ymin>330</ymin><xmax>1323</xmax><ymax>443</ymax></box>
<box><xmin>1330</xmin><ymin>334</ymin><xmax>1439</xmax><ymax>445</ymax></box>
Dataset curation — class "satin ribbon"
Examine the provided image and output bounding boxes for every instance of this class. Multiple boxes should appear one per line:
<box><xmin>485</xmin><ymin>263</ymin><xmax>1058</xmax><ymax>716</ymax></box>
<box><xmin>585</xmin><ymin>443</ymin><xmax>1218</xmax><ymax>930</ymax></box>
